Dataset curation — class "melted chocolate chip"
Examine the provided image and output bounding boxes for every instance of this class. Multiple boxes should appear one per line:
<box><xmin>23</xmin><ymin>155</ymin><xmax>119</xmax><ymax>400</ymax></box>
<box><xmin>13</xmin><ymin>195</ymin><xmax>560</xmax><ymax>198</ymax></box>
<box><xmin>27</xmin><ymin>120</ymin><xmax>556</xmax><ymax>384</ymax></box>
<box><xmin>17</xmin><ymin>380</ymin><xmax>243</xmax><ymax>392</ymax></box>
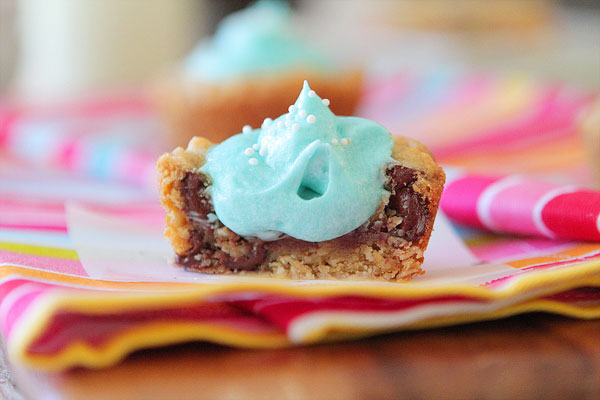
<box><xmin>387</xmin><ymin>165</ymin><xmax>417</xmax><ymax>188</ymax></box>
<box><xmin>178</xmin><ymin>174</ymin><xmax>267</xmax><ymax>271</ymax></box>
<box><xmin>175</xmin><ymin>229</ymin><xmax>206</xmax><ymax>268</ymax></box>
<box><xmin>176</xmin><ymin>229</ymin><xmax>266</xmax><ymax>271</ymax></box>
<box><xmin>386</xmin><ymin>165</ymin><xmax>429</xmax><ymax>242</ymax></box>
<box><xmin>181</xmin><ymin>173</ymin><xmax>212</xmax><ymax>219</ymax></box>
<box><xmin>389</xmin><ymin>187</ymin><xmax>427</xmax><ymax>241</ymax></box>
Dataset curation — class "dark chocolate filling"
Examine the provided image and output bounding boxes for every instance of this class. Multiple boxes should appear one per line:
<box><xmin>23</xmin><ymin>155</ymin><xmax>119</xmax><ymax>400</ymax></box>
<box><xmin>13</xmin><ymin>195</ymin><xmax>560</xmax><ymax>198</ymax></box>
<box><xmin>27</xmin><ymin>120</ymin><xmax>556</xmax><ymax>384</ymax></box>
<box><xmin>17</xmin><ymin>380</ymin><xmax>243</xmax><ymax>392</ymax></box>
<box><xmin>387</xmin><ymin>165</ymin><xmax>428</xmax><ymax>241</ymax></box>
<box><xmin>180</xmin><ymin>173</ymin><xmax>212</xmax><ymax>219</ymax></box>
<box><xmin>176</xmin><ymin>165</ymin><xmax>428</xmax><ymax>271</ymax></box>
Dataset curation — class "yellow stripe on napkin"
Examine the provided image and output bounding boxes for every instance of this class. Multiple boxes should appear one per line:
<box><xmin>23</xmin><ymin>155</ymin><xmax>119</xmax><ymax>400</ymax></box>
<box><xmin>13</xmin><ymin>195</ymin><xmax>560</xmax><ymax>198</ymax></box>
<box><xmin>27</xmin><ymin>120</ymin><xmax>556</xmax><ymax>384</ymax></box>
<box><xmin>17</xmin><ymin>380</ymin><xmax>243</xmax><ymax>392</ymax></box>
<box><xmin>0</xmin><ymin>242</ymin><xmax>79</xmax><ymax>260</ymax></box>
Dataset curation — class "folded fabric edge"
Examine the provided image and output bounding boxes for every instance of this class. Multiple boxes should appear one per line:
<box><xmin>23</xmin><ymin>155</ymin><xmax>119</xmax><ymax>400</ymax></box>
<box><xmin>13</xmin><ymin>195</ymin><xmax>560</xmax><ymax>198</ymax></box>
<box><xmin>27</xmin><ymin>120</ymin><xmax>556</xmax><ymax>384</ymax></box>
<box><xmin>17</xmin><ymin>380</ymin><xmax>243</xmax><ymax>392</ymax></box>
<box><xmin>2</xmin><ymin>260</ymin><xmax>600</xmax><ymax>372</ymax></box>
<box><xmin>289</xmin><ymin>289</ymin><xmax>600</xmax><ymax>343</ymax></box>
<box><xmin>8</xmin><ymin>290</ymin><xmax>289</xmax><ymax>372</ymax></box>
<box><xmin>1</xmin><ymin>259</ymin><xmax>600</xmax><ymax>302</ymax></box>
<box><xmin>7</xmin><ymin>279</ymin><xmax>600</xmax><ymax>371</ymax></box>
<box><xmin>283</xmin><ymin>297</ymin><xmax>600</xmax><ymax>346</ymax></box>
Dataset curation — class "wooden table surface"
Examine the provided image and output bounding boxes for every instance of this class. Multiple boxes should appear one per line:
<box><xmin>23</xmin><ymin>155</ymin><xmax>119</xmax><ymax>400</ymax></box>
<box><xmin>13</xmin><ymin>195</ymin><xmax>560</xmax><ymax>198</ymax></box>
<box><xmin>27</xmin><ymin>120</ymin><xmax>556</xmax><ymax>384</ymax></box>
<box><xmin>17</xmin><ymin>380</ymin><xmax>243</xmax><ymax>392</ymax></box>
<box><xmin>10</xmin><ymin>313</ymin><xmax>600</xmax><ymax>400</ymax></box>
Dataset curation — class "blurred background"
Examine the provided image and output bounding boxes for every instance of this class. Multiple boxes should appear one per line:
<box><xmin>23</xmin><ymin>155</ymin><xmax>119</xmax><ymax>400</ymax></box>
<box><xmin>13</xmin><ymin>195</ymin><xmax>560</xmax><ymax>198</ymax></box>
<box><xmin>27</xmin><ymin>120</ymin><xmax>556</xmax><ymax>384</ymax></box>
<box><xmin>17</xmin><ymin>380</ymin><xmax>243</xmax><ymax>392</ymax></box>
<box><xmin>1</xmin><ymin>0</ymin><xmax>599</xmax><ymax>99</ymax></box>
<box><xmin>0</xmin><ymin>0</ymin><xmax>598</xmax><ymax>188</ymax></box>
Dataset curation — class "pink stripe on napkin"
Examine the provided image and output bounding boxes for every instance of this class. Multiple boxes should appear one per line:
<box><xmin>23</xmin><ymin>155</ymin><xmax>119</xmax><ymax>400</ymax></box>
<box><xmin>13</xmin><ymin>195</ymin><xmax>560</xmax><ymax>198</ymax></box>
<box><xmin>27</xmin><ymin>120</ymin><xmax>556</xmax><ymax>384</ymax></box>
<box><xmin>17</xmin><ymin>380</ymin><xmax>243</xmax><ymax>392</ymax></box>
<box><xmin>442</xmin><ymin>174</ymin><xmax>600</xmax><ymax>242</ymax></box>
<box><xmin>27</xmin><ymin>302</ymin><xmax>280</xmax><ymax>355</ymax></box>
<box><xmin>485</xmin><ymin>179</ymin><xmax>563</xmax><ymax>237</ymax></box>
<box><xmin>542</xmin><ymin>190</ymin><xmax>600</xmax><ymax>242</ymax></box>
<box><xmin>441</xmin><ymin>176</ymin><xmax>501</xmax><ymax>229</ymax></box>
<box><xmin>234</xmin><ymin>295</ymin><xmax>476</xmax><ymax>337</ymax></box>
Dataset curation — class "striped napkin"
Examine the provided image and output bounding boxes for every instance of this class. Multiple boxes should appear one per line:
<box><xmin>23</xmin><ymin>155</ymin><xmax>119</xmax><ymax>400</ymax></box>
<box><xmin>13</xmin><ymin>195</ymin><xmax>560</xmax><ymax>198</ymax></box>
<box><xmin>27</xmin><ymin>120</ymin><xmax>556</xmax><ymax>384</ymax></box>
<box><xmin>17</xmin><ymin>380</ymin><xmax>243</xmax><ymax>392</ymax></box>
<box><xmin>442</xmin><ymin>171</ymin><xmax>600</xmax><ymax>242</ymax></box>
<box><xmin>0</xmin><ymin>71</ymin><xmax>599</xmax><ymax>371</ymax></box>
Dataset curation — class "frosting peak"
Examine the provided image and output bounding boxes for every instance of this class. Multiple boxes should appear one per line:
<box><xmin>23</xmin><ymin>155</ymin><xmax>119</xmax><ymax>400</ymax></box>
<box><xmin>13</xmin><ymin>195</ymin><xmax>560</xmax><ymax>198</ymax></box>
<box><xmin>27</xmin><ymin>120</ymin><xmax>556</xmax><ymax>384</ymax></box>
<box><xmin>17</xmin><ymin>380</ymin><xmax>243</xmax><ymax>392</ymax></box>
<box><xmin>258</xmin><ymin>81</ymin><xmax>336</xmax><ymax>171</ymax></box>
<box><xmin>201</xmin><ymin>82</ymin><xmax>393</xmax><ymax>242</ymax></box>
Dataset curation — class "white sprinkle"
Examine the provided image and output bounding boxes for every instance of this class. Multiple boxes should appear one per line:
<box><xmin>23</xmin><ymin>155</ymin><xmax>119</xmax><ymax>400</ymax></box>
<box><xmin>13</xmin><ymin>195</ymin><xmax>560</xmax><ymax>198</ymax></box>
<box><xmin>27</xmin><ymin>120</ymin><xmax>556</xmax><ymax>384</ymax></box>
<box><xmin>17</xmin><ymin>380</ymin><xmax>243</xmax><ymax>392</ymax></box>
<box><xmin>249</xmin><ymin>158</ymin><xmax>258</xmax><ymax>166</ymax></box>
<box><xmin>299</xmin><ymin>109</ymin><xmax>307</xmax><ymax>117</ymax></box>
<box><xmin>307</xmin><ymin>114</ymin><xmax>316</xmax><ymax>124</ymax></box>
<box><xmin>341</xmin><ymin>138</ymin><xmax>350</xmax><ymax>146</ymax></box>
<box><xmin>288</xmin><ymin>105</ymin><xmax>296</xmax><ymax>113</ymax></box>
<box><xmin>259</xmin><ymin>148</ymin><xmax>267</xmax><ymax>156</ymax></box>
<box><xmin>286</xmin><ymin>113</ymin><xmax>292</xmax><ymax>120</ymax></box>
<box><xmin>244</xmin><ymin>147</ymin><xmax>254</xmax><ymax>156</ymax></box>
<box><xmin>286</xmin><ymin>120</ymin><xmax>292</xmax><ymax>128</ymax></box>
<box><xmin>262</xmin><ymin>117</ymin><xmax>272</xmax><ymax>126</ymax></box>
<box><xmin>331</xmin><ymin>138</ymin><xmax>339</xmax><ymax>146</ymax></box>
<box><xmin>242</xmin><ymin>125</ymin><xmax>252</xmax><ymax>134</ymax></box>
<box><xmin>308</xmin><ymin>90</ymin><xmax>316</xmax><ymax>98</ymax></box>
<box><xmin>277</xmin><ymin>121</ymin><xmax>284</xmax><ymax>129</ymax></box>
<box><xmin>292</xmin><ymin>123</ymin><xmax>300</xmax><ymax>132</ymax></box>
<box><xmin>206</xmin><ymin>213</ymin><xmax>217</xmax><ymax>223</ymax></box>
<box><xmin>322</xmin><ymin>99</ymin><xmax>330</xmax><ymax>106</ymax></box>
<box><xmin>252</xmin><ymin>143</ymin><xmax>260</xmax><ymax>150</ymax></box>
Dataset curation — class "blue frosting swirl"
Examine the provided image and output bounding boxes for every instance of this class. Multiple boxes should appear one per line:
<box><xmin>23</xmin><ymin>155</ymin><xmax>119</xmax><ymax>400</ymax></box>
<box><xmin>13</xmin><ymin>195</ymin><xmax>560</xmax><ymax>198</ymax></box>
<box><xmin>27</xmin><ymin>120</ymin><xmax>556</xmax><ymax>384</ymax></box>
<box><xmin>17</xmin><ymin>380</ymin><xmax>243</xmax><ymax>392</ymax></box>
<box><xmin>201</xmin><ymin>81</ymin><xmax>393</xmax><ymax>242</ymax></box>
<box><xmin>184</xmin><ymin>0</ymin><xmax>333</xmax><ymax>82</ymax></box>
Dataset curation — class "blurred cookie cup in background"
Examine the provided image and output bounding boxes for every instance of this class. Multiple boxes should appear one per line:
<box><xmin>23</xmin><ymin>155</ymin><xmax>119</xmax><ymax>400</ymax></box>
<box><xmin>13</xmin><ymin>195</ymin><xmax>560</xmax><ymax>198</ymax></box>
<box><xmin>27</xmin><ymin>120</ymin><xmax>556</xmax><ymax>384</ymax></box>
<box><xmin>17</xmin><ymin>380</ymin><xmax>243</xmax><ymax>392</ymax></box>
<box><xmin>153</xmin><ymin>0</ymin><xmax>363</xmax><ymax>147</ymax></box>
